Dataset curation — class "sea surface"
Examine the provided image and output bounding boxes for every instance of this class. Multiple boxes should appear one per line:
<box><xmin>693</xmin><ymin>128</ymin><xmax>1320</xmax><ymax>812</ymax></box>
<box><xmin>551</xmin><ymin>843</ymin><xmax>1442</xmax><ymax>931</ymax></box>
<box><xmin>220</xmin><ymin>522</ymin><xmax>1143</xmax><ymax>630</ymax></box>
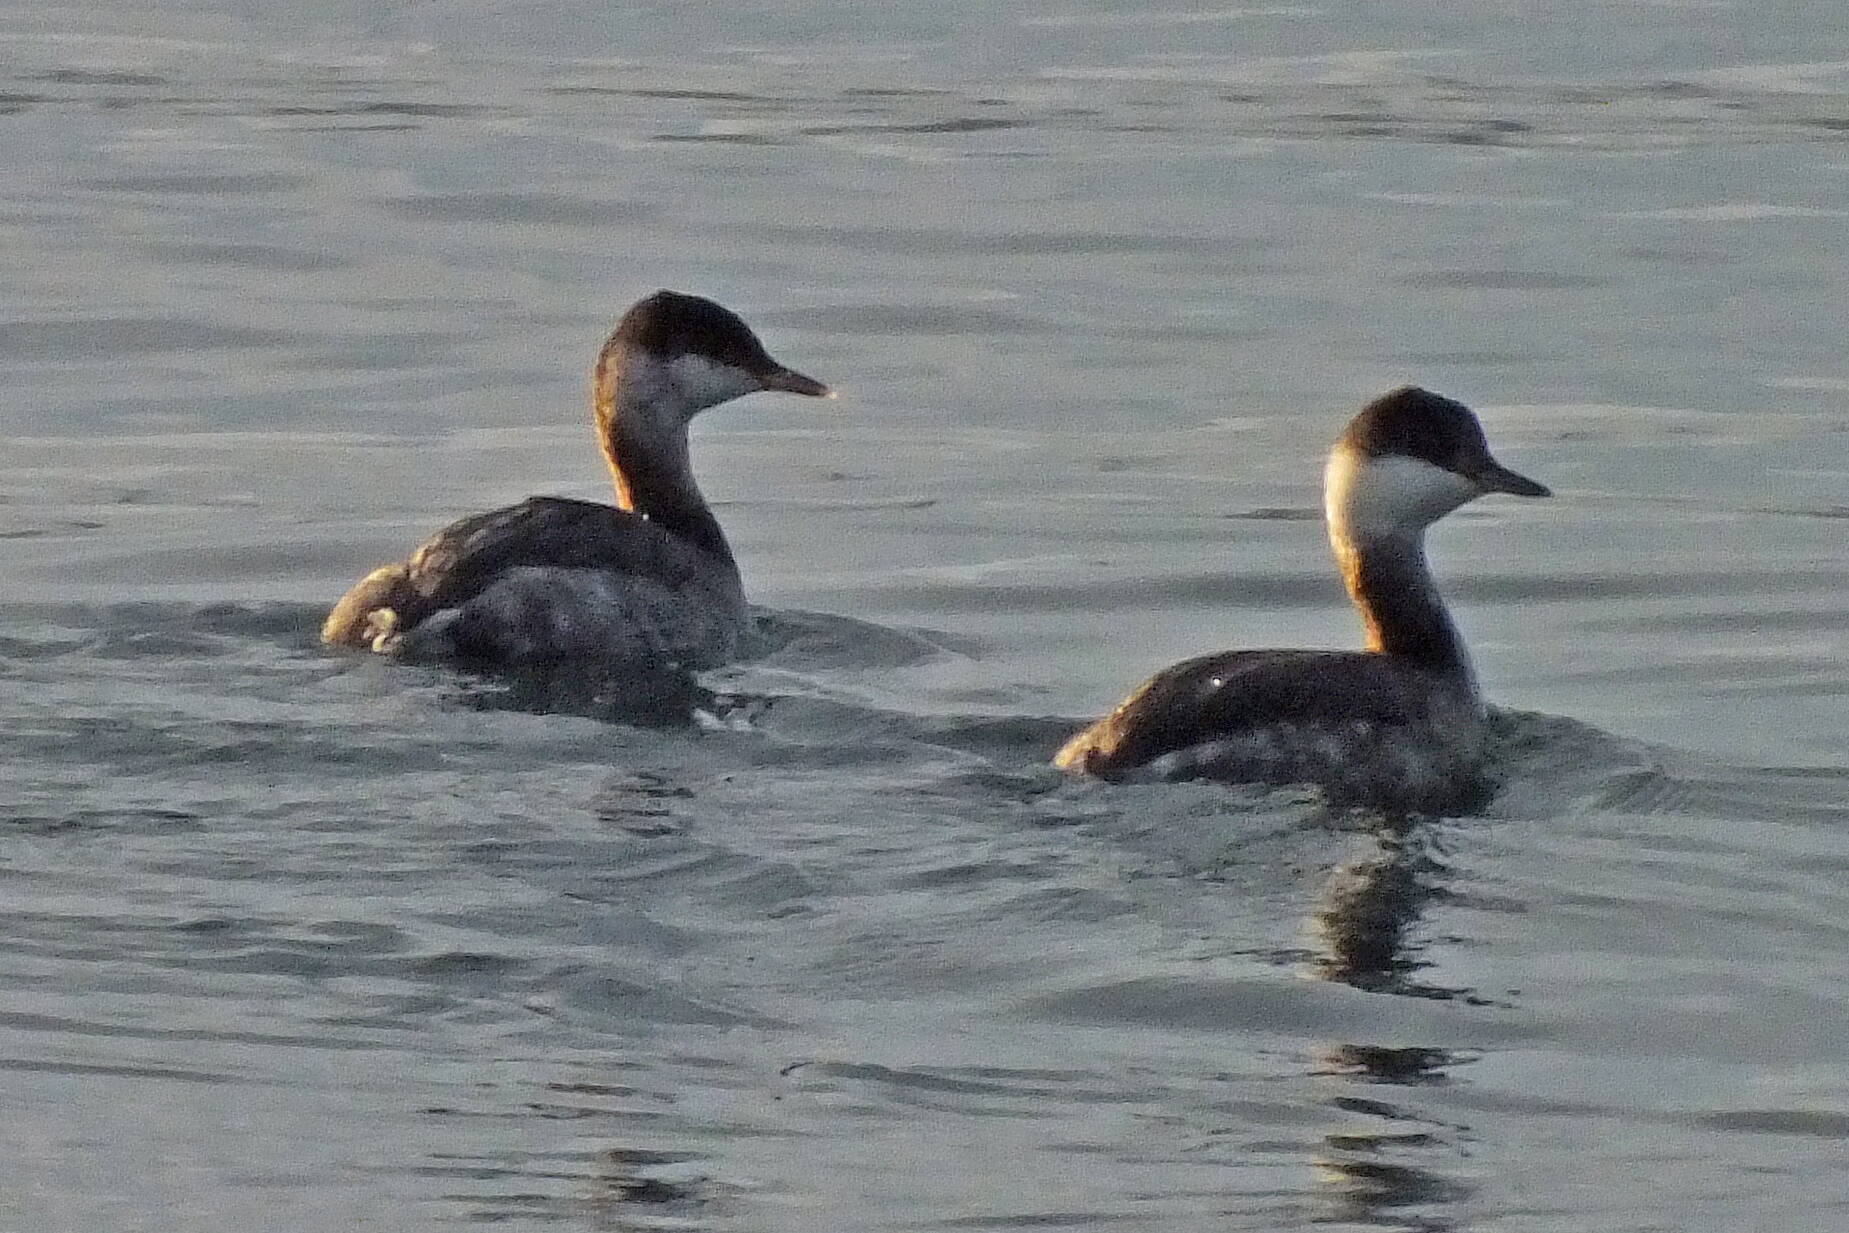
<box><xmin>3</xmin><ymin>2</ymin><xmax>1848</xmax><ymax>1230</ymax></box>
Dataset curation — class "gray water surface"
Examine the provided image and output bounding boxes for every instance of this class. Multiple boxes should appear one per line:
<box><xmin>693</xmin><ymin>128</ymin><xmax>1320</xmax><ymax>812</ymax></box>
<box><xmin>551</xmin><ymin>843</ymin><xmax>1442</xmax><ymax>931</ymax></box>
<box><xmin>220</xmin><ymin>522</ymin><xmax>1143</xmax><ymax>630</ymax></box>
<box><xmin>4</xmin><ymin>3</ymin><xmax>1848</xmax><ymax>1230</ymax></box>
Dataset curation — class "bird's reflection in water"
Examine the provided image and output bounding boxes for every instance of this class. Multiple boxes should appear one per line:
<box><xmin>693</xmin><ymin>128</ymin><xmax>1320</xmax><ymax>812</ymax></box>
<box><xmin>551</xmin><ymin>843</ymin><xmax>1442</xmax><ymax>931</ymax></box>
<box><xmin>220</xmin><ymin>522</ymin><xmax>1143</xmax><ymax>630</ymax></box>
<box><xmin>450</xmin><ymin>660</ymin><xmax>725</xmax><ymax>727</ymax></box>
<box><xmin>1316</xmin><ymin>813</ymin><xmax>1445</xmax><ymax>998</ymax></box>
<box><xmin>1313</xmin><ymin>1154</ymin><xmax>1473</xmax><ymax>1233</ymax></box>
<box><xmin>586</xmin><ymin>1145</ymin><xmax>713</xmax><ymax>1230</ymax></box>
<box><xmin>1310</xmin><ymin>1043</ymin><xmax>1480</xmax><ymax>1232</ymax></box>
<box><xmin>1308</xmin><ymin>813</ymin><xmax>1480</xmax><ymax>1231</ymax></box>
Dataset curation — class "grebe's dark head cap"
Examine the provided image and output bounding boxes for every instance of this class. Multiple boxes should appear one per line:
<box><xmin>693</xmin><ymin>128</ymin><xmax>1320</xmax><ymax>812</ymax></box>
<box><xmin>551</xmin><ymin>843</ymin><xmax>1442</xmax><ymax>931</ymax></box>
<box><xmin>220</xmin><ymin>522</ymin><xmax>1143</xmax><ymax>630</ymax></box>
<box><xmin>601</xmin><ymin>291</ymin><xmax>831</xmax><ymax>399</ymax></box>
<box><xmin>615</xmin><ymin>291</ymin><xmax>771</xmax><ymax>367</ymax></box>
<box><xmin>1342</xmin><ymin>386</ymin><xmax>1548</xmax><ymax>498</ymax></box>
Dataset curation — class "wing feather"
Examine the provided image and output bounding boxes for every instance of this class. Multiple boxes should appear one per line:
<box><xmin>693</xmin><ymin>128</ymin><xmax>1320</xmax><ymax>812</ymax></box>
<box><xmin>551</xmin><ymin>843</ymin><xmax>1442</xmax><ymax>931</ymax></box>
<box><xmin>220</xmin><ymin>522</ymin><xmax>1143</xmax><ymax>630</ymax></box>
<box><xmin>1057</xmin><ymin>649</ymin><xmax>1438</xmax><ymax>775</ymax></box>
<box><xmin>324</xmin><ymin>497</ymin><xmax>725</xmax><ymax>646</ymax></box>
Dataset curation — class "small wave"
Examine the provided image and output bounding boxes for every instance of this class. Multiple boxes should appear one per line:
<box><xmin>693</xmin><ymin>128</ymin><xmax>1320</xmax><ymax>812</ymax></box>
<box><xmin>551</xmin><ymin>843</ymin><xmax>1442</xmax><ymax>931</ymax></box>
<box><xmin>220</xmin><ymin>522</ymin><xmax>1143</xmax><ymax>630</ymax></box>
<box><xmin>0</xmin><ymin>600</ymin><xmax>325</xmax><ymax>655</ymax></box>
<box><xmin>373</xmin><ymin>191</ymin><xmax>654</xmax><ymax>226</ymax></box>
<box><xmin>743</xmin><ymin>606</ymin><xmax>971</xmax><ymax>670</ymax></box>
<box><xmin>1484</xmin><ymin>708</ymin><xmax>1671</xmax><ymax>817</ymax></box>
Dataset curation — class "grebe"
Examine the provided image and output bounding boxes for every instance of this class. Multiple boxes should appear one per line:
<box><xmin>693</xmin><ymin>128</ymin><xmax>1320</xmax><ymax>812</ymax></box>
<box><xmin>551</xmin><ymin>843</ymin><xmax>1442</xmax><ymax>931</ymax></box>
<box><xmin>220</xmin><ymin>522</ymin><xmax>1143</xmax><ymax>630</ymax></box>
<box><xmin>322</xmin><ymin>291</ymin><xmax>831</xmax><ymax>665</ymax></box>
<box><xmin>1054</xmin><ymin>387</ymin><xmax>1549</xmax><ymax>808</ymax></box>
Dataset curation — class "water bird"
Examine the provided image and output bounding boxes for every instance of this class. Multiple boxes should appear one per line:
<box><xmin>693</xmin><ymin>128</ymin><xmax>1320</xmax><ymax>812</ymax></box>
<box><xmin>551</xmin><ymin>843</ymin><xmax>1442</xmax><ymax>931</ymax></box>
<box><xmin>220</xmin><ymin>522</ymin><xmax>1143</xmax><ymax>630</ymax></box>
<box><xmin>1054</xmin><ymin>386</ymin><xmax>1550</xmax><ymax>808</ymax></box>
<box><xmin>323</xmin><ymin>291</ymin><xmax>832</xmax><ymax>664</ymax></box>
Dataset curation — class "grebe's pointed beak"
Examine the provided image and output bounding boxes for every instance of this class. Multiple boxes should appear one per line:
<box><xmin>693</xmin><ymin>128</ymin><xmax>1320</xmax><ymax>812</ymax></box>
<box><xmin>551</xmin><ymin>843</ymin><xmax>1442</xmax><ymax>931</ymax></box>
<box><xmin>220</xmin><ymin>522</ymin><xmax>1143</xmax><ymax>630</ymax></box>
<box><xmin>759</xmin><ymin>366</ymin><xmax>835</xmax><ymax>398</ymax></box>
<box><xmin>1472</xmin><ymin>458</ymin><xmax>1550</xmax><ymax>498</ymax></box>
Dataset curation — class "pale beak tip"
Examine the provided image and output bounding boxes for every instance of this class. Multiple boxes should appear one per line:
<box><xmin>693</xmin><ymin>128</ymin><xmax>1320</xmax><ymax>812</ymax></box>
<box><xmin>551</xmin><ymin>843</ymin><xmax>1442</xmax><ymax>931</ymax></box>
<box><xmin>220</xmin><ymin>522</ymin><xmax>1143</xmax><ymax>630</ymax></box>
<box><xmin>1474</xmin><ymin>461</ymin><xmax>1550</xmax><ymax>499</ymax></box>
<box><xmin>761</xmin><ymin>367</ymin><xmax>833</xmax><ymax>399</ymax></box>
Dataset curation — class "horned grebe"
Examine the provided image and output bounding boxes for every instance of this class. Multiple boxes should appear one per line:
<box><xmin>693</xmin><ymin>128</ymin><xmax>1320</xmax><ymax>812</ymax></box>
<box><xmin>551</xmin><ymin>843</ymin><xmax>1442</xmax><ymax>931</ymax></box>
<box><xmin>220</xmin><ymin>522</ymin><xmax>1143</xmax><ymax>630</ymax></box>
<box><xmin>1054</xmin><ymin>387</ymin><xmax>1549</xmax><ymax>809</ymax></box>
<box><xmin>322</xmin><ymin>291</ymin><xmax>831</xmax><ymax>665</ymax></box>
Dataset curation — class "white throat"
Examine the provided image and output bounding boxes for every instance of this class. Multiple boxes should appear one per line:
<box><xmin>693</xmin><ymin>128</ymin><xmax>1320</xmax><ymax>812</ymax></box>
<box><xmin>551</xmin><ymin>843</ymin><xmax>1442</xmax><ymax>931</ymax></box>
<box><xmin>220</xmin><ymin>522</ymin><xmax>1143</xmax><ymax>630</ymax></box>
<box><xmin>667</xmin><ymin>353</ymin><xmax>760</xmax><ymax>412</ymax></box>
<box><xmin>617</xmin><ymin>351</ymin><xmax>760</xmax><ymax>421</ymax></box>
<box><xmin>1324</xmin><ymin>445</ymin><xmax>1477</xmax><ymax>546</ymax></box>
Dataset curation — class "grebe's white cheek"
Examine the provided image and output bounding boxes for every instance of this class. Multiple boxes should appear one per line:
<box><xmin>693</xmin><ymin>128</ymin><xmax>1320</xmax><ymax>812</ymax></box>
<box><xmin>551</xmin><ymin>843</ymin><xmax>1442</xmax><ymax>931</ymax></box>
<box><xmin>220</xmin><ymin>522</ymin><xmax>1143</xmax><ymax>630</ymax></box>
<box><xmin>1327</xmin><ymin>451</ymin><xmax>1478</xmax><ymax>539</ymax></box>
<box><xmin>666</xmin><ymin>354</ymin><xmax>758</xmax><ymax>412</ymax></box>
